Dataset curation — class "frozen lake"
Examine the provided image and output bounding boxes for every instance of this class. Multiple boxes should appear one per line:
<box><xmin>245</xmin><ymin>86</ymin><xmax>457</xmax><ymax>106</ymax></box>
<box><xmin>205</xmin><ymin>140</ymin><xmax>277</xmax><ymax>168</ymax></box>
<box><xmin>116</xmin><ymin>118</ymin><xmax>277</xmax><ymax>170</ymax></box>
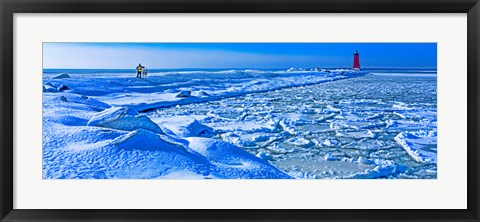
<box><xmin>43</xmin><ymin>68</ymin><xmax>437</xmax><ymax>179</ymax></box>
<box><xmin>149</xmin><ymin>72</ymin><xmax>437</xmax><ymax>179</ymax></box>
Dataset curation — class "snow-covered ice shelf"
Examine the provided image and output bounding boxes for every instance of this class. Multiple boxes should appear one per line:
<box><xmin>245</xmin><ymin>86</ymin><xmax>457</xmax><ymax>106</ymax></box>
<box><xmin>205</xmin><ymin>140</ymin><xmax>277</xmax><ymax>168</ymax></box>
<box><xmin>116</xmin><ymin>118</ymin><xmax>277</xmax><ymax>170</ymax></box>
<box><xmin>44</xmin><ymin>69</ymin><xmax>366</xmax><ymax>112</ymax></box>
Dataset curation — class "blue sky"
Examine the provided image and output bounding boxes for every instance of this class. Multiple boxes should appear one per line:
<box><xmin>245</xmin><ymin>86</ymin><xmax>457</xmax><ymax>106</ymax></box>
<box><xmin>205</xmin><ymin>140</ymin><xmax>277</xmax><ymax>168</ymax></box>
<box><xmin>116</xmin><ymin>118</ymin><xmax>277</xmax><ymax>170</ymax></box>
<box><xmin>43</xmin><ymin>43</ymin><xmax>437</xmax><ymax>69</ymax></box>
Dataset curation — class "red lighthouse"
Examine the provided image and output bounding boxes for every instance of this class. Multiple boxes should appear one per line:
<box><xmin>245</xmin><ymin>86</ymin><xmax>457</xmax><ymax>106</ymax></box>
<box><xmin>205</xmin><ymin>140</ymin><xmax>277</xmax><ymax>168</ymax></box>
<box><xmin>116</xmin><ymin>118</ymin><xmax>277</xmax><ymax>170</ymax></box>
<box><xmin>353</xmin><ymin>50</ymin><xmax>360</xmax><ymax>70</ymax></box>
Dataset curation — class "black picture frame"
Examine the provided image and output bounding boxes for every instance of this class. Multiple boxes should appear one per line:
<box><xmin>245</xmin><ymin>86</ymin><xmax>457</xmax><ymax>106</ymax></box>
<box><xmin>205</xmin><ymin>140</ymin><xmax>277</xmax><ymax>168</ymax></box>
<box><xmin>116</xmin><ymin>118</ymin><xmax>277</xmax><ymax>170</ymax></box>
<box><xmin>1</xmin><ymin>0</ymin><xmax>479</xmax><ymax>221</ymax></box>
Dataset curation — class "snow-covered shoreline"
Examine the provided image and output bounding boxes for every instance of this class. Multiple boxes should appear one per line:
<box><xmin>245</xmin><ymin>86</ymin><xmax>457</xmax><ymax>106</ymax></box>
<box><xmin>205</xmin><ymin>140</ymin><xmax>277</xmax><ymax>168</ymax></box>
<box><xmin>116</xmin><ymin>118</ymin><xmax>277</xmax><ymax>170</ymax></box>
<box><xmin>44</xmin><ymin>69</ymin><xmax>367</xmax><ymax>112</ymax></box>
<box><xmin>43</xmin><ymin>93</ymin><xmax>292</xmax><ymax>179</ymax></box>
<box><xmin>43</xmin><ymin>70</ymin><xmax>368</xmax><ymax>179</ymax></box>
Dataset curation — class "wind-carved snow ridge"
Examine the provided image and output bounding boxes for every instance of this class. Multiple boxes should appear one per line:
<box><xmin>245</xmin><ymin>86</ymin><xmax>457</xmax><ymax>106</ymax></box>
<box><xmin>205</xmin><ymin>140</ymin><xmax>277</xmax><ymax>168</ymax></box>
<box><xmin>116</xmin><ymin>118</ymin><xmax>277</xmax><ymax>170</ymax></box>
<box><xmin>111</xmin><ymin>129</ymin><xmax>187</xmax><ymax>153</ymax></box>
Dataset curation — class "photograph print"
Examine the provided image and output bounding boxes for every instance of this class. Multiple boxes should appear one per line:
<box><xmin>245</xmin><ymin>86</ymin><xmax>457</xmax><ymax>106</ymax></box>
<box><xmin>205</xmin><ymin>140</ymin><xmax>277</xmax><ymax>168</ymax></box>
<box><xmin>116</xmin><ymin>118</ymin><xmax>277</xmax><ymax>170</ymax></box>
<box><xmin>42</xmin><ymin>43</ymin><xmax>437</xmax><ymax>179</ymax></box>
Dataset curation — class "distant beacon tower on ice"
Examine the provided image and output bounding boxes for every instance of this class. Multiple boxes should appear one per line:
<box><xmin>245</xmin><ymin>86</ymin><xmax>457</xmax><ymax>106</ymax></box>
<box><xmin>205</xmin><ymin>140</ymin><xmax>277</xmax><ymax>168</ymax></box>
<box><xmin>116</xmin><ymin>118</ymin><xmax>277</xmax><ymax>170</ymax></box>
<box><xmin>353</xmin><ymin>50</ymin><xmax>360</xmax><ymax>70</ymax></box>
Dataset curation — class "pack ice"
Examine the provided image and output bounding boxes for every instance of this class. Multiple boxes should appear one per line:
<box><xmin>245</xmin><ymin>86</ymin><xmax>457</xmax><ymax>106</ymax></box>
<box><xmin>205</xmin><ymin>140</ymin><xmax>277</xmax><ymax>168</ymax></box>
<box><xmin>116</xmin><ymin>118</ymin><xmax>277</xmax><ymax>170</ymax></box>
<box><xmin>395</xmin><ymin>130</ymin><xmax>437</xmax><ymax>164</ymax></box>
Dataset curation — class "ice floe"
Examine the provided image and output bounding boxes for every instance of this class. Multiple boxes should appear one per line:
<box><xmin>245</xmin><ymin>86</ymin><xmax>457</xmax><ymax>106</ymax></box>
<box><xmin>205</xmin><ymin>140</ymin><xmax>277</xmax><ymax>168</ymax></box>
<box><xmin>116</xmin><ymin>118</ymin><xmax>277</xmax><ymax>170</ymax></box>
<box><xmin>394</xmin><ymin>130</ymin><xmax>437</xmax><ymax>164</ymax></box>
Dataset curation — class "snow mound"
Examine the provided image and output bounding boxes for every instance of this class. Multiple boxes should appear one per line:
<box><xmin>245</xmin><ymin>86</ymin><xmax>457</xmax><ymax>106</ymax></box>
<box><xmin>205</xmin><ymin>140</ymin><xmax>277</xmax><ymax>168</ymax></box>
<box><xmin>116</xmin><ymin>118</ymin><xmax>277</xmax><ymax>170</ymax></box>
<box><xmin>176</xmin><ymin>91</ymin><xmax>191</xmax><ymax>98</ymax></box>
<box><xmin>58</xmin><ymin>94</ymin><xmax>110</xmax><ymax>111</ymax></box>
<box><xmin>52</xmin><ymin>73</ymin><xmax>71</xmax><ymax>79</ymax></box>
<box><xmin>44</xmin><ymin>84</ymin><xmax>58</xmax><ymax>92</ymax></box>
<box><xmin>87</xmin><ymin>106</ymin><xmax>163</xmax><ymax>134</ymax></box>
<box><xmin>394</xmin><ymin>130</ymin><xmax>437</xmax><ymax>164</ymax></box>
<box><xmin>111</xmin><ymin>129</ymin><xmax>186</xmax><ymax>153</ymax></box>
<box><xmin>57</xmin><ymin>84</ymin><xmax>71</xmax><ymax>91</ymax></box>
<box><xmin>197</xmin><ymin>91</ymin><xmax>210</xmax><ymax>97</ymax></box>
<box><xmin>158</xmin><ymin>116</ymin><xmax>213</xmax><ymax>137</ymax></box>
<box><xmin>43</xmin><ymin>125</ymin><xmax>214</xmax><ymax>179</ymax></box>
<box><xmin>186</xmin><ymin>137</ymin><xmax>291</xmax><ymax>179</ymax></box>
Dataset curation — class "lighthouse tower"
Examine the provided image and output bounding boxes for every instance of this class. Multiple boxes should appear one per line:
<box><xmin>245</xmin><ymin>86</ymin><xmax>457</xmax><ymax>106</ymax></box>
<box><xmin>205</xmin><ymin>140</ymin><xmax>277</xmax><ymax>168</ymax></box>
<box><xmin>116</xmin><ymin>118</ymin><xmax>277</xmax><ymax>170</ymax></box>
<box><xmin>353</xmin><ymin>50</ymin><xmax>360</xmax><ymax>70</ymax></box>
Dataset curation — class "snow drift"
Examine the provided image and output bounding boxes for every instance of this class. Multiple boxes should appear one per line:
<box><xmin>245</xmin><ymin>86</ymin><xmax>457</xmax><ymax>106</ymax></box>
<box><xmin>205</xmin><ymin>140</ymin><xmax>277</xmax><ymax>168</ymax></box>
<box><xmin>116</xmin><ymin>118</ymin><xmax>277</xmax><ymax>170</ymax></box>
<box><xmin>43</xmin><ymin>90</ymin><xmax>291</xmax><ymax>179</ymax></box>
<box><xmin>87</xmin><ymin>106</ymin><xmax>163</xmax><ymax>134</ymax></box>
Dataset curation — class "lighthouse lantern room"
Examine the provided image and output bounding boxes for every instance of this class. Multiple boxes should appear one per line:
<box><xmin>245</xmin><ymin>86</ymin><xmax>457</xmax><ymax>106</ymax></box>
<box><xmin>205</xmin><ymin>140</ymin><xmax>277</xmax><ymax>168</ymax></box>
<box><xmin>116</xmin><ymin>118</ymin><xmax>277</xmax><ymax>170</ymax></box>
<box><xmin>353</xmin><ymin>50</ymin><xmax>360</xmax><ymax>70</ymax></box>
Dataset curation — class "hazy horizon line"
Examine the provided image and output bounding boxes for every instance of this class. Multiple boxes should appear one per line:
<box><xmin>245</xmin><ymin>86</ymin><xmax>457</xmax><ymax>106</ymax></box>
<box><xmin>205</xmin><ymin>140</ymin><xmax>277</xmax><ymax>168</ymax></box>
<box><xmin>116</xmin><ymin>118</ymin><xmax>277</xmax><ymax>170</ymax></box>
<box><xmin>43</xmin><ymin>67</ymin><xmax>438</xmax><ymax>70</ymax></box>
